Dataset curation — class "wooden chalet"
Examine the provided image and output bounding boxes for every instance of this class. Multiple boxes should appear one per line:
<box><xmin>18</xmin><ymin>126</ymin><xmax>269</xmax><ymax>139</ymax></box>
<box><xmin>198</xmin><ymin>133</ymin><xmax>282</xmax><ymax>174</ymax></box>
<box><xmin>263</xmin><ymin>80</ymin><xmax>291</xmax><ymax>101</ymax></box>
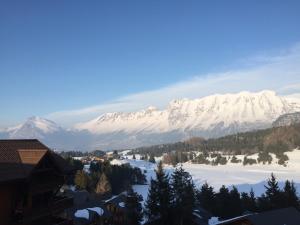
<box><xmin>104</xmin><ymin>194</ymin><xmax>127</xmax><ymax>225</ymax></box>
<box><xmin>215</xmin><ymin>207</ymin><xmax>300</xmax><ymax>225</ymax></box>
<box><xmin>64</xmin><ymin>190</ymin><xmax>111</xmax><ymax>225</ymax></box>
<box><xmin>0</xmin><ymin>139</ymin><xmax>74</xmax><ymax>225</ymax></box>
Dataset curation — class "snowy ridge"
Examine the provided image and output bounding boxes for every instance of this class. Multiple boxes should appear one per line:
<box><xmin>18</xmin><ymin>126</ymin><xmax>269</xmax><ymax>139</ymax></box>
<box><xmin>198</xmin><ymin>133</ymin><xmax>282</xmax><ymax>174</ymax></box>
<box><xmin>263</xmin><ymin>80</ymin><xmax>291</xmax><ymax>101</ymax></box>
<box><xmin>3</xmin><ymin>90</ymin><xmax>300</xmax><ymax>150</ymax></box>
<box><xmin>7</xmin><ymin>116</ymin><xmax>62</xmax><ymax>139</ymax></box>
<box><xmin>76</xmin><ymin>90</ymin><xmax>300</xmax><ymax>135</ymax></box>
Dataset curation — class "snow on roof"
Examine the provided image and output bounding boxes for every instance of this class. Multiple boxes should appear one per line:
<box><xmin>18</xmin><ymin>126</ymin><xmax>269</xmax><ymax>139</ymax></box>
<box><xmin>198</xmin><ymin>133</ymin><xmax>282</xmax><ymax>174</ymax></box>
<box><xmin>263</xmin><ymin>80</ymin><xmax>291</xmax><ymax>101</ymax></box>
<box><xmin>208</xmin><ymin>217</ymin><xmax>220</xmax><ymax>225</ymax></box>
<box><xmin>87</xmin><ymin>207</ymin><xmax>104</xmax><ymax>216</ymax></box>
<box><xmin>75</xmin><ymin>209</ymin><xmax>89</xmax><ymax>220</ymax></box>
<box><xmin>214</xmin><ymin>214</ymin><xmax>249</xmax><ymax>224</ymax></box>
<box><xmin>104</xmin><ymin>195</ymin><xmax>118</xmax><ymax>203</ymax></box>
<box><xmin>193</xmin><ymin>212</ymin><xmax>203</xmax><ymax>219</ymax></box>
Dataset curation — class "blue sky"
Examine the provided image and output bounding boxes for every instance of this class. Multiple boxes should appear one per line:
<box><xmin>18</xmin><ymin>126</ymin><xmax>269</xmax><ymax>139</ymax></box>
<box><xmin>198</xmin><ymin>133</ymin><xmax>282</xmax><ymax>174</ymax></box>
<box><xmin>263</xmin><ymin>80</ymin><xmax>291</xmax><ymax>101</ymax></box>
<box><xmin>1</xmin><ymin>1</ymin><xmax>300</xmax><ymax>127</ymax></box>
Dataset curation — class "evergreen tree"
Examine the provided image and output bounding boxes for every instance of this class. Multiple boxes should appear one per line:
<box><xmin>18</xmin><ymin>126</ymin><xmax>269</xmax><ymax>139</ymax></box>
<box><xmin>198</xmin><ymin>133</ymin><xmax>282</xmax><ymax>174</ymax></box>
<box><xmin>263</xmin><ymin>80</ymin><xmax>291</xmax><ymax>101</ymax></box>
<box><xmin>149</xmin><ymin>153</ymin><xmax>156</xmax><ymax>163</ymax></box>
<box><xmin>228</xmin><ymin>186</ymin><xmax>242</xmax><ymax>217</ymax></box>
<box><xmin>113</xmin><ymin>150</ymin><xmax>120</xmax><ymax>159</ymax></box>
<box><xmin>171</xmin><ymin>166</ymin><xmax>195</xmax><ymax>225</ymax></box>
<box><xmin>90</xmin><ymin>161</ymin><xmax>102</xmax><ymax>173</ymax></box>
<box><xmin>283</xmin><ymin>180</ymin><xmax>299</xmax><ymax>209</ymax></box>
<box><xmin>133</xmin><ymin>154</ymin><xmax>136</xmax><ymax>160</ymax></box>
<box><xmin>249</xmin><ymin>188</ymin><xmax>257</xmax><ymax>212</ymax></box>
<box><xmin>241</xmin><ymin>189</ymin><xmax>257</xmax><ymax>212</ymax></box>
<box><xmin>74</xmin><ymin>170</ymin><xmax>89</xmax><ymax>190</ymax></box>
<box><xmin>95</xmin><ymin>173</ymin><xmax>112</xmax><ymax>195</ymax></box>
<box><xmin>125</xmin><ymin>189</ymin><xmax>143</xmax><ymax>225</ymax></box>
<box><xmin>257</xmin><ymin>194</ymin><xmax>270</xmax><ymax>212</ymax></box>
<box><xmin>197</xmin><ymin>182</ymin><xmax>215</xmax><ymax>213</ymax></box>
<box><xmin>241</xmin><ymin>192</ymin><xmax>251</xmax><ymax>211</ymax></box>
<box><xmin>215</xmin><ymin>185</ymin><xmax>231</xmax><ymax>219</ymax></box>
<box><xmin>230</xmin><ymin>155</ymin><xmax>240</xmax><ymax>163</ymax></box>
<box><xmin>145</xmin><ymin>161</ymin><xmax>172</xmax><ymax>225</ymax></box>
<box><xmin>264</xmin><ymin>173</ymin><xmax>284</xmax><ymax>209</ymax></box>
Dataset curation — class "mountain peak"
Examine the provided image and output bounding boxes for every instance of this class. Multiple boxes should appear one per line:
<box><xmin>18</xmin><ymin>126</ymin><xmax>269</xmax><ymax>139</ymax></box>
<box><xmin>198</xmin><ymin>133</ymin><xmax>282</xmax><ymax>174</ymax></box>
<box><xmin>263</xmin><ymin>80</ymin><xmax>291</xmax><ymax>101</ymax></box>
<box><xmin>7</xmin><ymin>116</ymin><xmax>61</xmax><ymax>139</ymax></box>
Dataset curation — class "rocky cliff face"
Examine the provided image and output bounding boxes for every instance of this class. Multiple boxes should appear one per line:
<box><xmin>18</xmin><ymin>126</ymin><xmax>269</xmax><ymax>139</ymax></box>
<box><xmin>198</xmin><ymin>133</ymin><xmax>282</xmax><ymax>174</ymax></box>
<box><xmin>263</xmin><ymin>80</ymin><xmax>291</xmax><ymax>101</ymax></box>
<box><xmin>273</xmin><ymin>112</ymin><xmax>300</xmax><ymax>127</ymax></box>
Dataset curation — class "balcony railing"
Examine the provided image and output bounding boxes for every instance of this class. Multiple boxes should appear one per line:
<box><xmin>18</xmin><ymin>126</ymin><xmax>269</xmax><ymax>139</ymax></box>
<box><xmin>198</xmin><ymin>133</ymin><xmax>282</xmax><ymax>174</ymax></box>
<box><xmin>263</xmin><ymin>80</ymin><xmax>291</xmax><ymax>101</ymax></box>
<box><xmin>15</xmin><ymin>196</ymin><xmax>73</xmax><ymax>224</ymax></box>
<box><xmin>51</xmin><ymin>196</ymin><xmax>73</xmax><ymax>214</ymax></box>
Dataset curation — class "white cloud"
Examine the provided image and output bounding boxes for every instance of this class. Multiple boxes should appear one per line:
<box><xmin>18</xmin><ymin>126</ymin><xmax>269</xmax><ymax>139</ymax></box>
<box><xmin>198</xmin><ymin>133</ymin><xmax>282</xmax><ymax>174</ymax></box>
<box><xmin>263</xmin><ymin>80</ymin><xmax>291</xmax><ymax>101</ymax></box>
<box><xmin>47</xmin><ymin>43</ymin><xmax>300</xmax><ymax>127</ymax></box>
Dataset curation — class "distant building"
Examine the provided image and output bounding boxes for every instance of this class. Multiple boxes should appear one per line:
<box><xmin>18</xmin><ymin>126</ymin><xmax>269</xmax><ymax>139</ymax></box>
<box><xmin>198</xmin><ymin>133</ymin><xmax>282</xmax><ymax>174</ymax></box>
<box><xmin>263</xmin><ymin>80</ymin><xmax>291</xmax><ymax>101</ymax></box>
<box><xmin>0</xmin><ymin>139</ymin><xmax>74</xmax><ymax>225</ymax></box>
<box><xmin>215</xmin><ymin>207</ymin><xmax>300</xmax><ymax>225</ymax></box>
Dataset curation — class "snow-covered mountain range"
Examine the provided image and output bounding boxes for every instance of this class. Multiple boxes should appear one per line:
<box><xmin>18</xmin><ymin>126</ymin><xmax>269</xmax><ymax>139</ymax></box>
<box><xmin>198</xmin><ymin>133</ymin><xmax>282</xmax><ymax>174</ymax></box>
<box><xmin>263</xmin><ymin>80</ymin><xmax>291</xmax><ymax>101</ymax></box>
<box><xmin>2</xmin><ymin>90</ymin><xmax>300</xmax><ymax>150</ymax></box>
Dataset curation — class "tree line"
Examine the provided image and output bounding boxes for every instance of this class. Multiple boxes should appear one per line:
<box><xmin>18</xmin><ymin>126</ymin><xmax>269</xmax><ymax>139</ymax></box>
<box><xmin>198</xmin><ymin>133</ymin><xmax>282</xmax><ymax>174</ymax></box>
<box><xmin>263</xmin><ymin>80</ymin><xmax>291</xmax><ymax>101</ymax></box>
<box><xmin>133</xmin><ymin>123</ymin><xmax>300</xmax><ymax>165</ymax></box>
<box><xmin>141</xmin><ymin>163</ymin><xmax>300</xmax><ymax>225</ymax></box>
<box><xmin>198</xmin><ymin>174</ymin><xmax>299</xmax><ymax>219</ymax></box>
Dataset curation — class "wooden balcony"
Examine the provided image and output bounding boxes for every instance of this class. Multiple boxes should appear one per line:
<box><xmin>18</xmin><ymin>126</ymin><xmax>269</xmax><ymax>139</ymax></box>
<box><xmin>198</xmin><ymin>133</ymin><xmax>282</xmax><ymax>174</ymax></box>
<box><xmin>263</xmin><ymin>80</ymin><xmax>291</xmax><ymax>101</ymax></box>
<box><xmin>15</xmin><ymin>196</ymin><xmax>73</xmax><ymax>225</ymax></box>
<box><xmin>51</xmin><ymin>196</ymin><xmax>74</xmax><ymax>214</ymax></box>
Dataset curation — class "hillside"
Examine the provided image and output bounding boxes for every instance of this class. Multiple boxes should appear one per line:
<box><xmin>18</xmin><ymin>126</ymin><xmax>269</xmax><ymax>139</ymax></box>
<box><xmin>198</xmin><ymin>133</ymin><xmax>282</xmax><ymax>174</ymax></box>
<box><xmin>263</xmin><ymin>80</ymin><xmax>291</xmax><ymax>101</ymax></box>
<box><xmin>273</xmin><ymin>112</ymin><xmax>300</xmax><ymax>127</ymax></box>
<box><xmin>133</xmin><ymin>123</ymin><xmax>300</xmax><ymax>164</ymax></box>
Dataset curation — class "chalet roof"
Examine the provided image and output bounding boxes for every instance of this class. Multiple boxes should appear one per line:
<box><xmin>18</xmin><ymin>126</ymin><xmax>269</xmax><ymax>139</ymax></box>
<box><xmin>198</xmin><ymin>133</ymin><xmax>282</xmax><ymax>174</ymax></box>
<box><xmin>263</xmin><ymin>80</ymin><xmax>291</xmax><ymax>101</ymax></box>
<box><xmin>65</xmin><ymin>191</ymin><xmax>111</xmax><ymax>225</ymax></box>
<box><xmin>216</xmin><ymin>207</ymin><xmax>300</xmax><ymax>225</ymax></box>
<box><xmin>104</xmin><ymin>193</ymin><xmax>127</xmax><ymax>209</ymax></box>
<box><xmin>0</xmin><ymin>139</ymin><xmax>73</xmax><ymax>183</ymax></box>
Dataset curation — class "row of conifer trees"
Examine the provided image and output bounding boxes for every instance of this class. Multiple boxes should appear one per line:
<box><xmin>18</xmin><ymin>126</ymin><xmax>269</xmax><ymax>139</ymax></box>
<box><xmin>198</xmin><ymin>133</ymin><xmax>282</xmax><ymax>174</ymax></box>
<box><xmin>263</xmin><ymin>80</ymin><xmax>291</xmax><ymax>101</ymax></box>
<box><xmin>141</xmin><ymin>162</ymin><xmax>300</xmax><ymax>225</ymax></box>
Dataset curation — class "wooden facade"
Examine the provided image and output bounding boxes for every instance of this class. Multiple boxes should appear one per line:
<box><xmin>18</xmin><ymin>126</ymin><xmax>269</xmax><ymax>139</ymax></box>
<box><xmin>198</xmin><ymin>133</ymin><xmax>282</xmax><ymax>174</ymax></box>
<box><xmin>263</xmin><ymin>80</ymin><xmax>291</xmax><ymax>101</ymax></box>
<box><xmin>0</xmin><ymin>139</ymin><xmax>74</xmax><ymax>225</ymax></box>
<box><xmin>105</xmin><ymin>203</ymin><xmax>126</xmax><ymax>225</ymax></box>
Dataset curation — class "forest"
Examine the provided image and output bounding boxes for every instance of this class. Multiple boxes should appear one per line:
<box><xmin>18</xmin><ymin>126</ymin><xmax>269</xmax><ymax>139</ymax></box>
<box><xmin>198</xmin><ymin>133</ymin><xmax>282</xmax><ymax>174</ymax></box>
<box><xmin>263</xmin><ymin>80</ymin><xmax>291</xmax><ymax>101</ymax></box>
<box><xmin>133</xmin><ymin>123</ymin><xmax>300</xmax><ymax>165</ymax></box>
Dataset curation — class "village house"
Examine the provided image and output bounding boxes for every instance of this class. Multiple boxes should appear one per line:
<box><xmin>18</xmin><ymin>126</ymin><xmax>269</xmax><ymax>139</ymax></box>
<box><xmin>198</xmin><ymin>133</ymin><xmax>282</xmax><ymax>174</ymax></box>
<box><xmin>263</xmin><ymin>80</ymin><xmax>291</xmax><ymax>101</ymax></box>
<box><xmin>0</xmin><ymin>139</ymin><xmax>74</xmax><ymax>225</ymax></box>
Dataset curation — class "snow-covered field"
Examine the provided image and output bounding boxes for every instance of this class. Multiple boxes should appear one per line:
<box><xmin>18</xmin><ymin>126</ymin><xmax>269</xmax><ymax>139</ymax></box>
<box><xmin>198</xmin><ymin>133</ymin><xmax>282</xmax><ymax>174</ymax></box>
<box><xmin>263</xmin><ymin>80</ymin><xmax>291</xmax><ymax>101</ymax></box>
<box><xmin>117</xmin><ymin>149</ymin><xmax>300</xmax><ymax>203</ymax></box>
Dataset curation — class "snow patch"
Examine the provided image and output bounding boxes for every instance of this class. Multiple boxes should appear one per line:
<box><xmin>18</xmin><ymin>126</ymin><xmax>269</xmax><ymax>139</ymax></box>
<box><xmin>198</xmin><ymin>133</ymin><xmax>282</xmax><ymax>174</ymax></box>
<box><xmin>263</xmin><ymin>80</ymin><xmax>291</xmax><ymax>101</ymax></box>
<box><xmin>75</xmin><ymin>209</ymin><xmax>89</xmax><ymax>220</ymax></box>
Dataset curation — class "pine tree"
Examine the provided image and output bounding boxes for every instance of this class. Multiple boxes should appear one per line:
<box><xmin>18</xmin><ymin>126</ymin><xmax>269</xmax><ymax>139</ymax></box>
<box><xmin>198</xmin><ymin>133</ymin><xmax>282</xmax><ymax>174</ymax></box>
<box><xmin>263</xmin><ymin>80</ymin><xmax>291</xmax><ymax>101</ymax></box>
<box><xmin>74</xmin><ymin>170</ymin><xmax>89</xmax><ymax>190</ymax></box>
<box><xmin>241</xmin><ymin>192</ymin><xmax>251</xmax><ymax>211</ymax></box>
<box><xmin>197</xmin><ymin>182</ymin><xmax>215</xmax><ymax>213</ymax></box>
<box><xmin>145</xmin><ymin>161</ymin><xmax>172</xmax><ymax>224</ymax></box>
<box><xmin>257</xmin><ymin>194</ymin><xmax>270</xmax><ymax>212</ymax></box>
<box><xmin>283</xmin><ymin>180</ymin><xmax>299</xmax><ymax>208</ymax></box>
<box><xmin>95</xmin><ymin>173</ymin><xmax>112</xmax><ymax>195</ymax></box>
<box><xmin>171</xmin><ymin>166</ymin><xmax>195</xmax><ymax>225</ymax></box>
<box><xmin>264</xmin><ymin>173</ymin><xmax>284</xmax><ymax>209</ymax></box>
<box><xmin>249</xmin><ymin>188</ymin><xmax>257</xmax><ymax>212</ymax></box>
<box><xmin>133</xmin><ymin>154</ymin><xmax>136</xmax><ymax>160</ymax></box>
<box><xmin>215</xmin><ymin>185</ymin><xmax>231</xmax><ymax>219</ymax></box>
<box><xmin>228</xmin><ymin>186</ymin><xmax>242</xmax><ymax>217</ymax></box>
<box><xmin>149</xmin><ymin>153</ymin><xmax>156</xmax><ymax>163</ymax></box>
<box><xmin>125</xmin><ymin>189</ymin><xmax>143</xmax><ymax>225</ymax></box>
